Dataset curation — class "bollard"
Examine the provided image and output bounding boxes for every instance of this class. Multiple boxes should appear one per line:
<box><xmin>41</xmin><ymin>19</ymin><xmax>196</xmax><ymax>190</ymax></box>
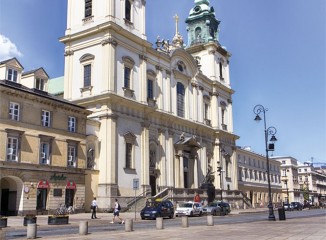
<box><xmin>26</xmin><ymin>223</ymin><xmax>37</xmax><ymax>239</ymax></box>
<box><xmin>0</xmin><ymin>229</ymin><xmax>5</xmax><ymax>240</ymax></box>
<box><xmin>156</xmin><ymin>217</ymin><xmax>164</xmax><ymax>230</ymax></box>
<box><xmin>79</xmin><ymin>221</ymin><xmax>88</xmax><ymax>235</ymax></box>
<box><xmin>125</xmin><ymin>218</ymin><xmax>133</xmax><ymax>232</ymax></box>
<box><xmin>181</xmin><ymin>216</ymin><xmax>189</xmax><ymax>228</ymax></box>
<box><xmin>207</xmin><ymin>215</ymin><xmax>214</xmax><ymax>226</ymax></box>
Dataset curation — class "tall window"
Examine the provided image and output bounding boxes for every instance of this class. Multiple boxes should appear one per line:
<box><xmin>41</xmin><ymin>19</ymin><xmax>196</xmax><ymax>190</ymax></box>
<box><xmin>85</xmin><ymin>0</ymin><xmax>92</xmax><ymax>18</ymax></box>
<box><xmin>41</xmin><ymin>110</ymin><xmax>51</xmax><ymax>127</ymax></box>
<box><xmin>36</xmin><ymin>78</ymin><xmax>45</xmax><ymax>91</ymax></box>
<box><xmin>7</xmin><ymin>137</ymin><xmax>19</xmax><ymax>161</ymax></box>
<box><xmin>204</xmin><ymin>103</ymin><xmax>209</xmax><ymax>120</ymax></box>
<box><xmin>124</xmin><ymin>132</ymin><xmax>136</xmax><ymax>169</ymax></box>
<box><xmin>125</xmin><ymin>0</ymin><xmax>131</xmax><ymax>21</ymax></box>
<box><xmin>147</xmin><ymin>79</ymin><xmax>154</xmax><ymax>99</ymax></box>
<box><xmin>219</xmin><ymin>62</ymin><xmax>224</xmax><ymax>80</ymax></box>
<box><xmin>125</xmin><ymin>143</ymin><xmax>132</xmax><ymax>169</ymax></box>
<box><xmin>124</xmin><ymin>66</ymin><xmax>131</xmax><ymax>89</ymax></box>
<box><xmin>9</xmin><ymin>102</ymin><xmax>19</xmax><ymax>121</ymax></box>
<box><xmin>40</xmin><ymin>142</ymin><xmax>50</xmax><ymax>164</ymax></box>
<box><xmin>177</xmin><ymin>82</ymin><xmax>185</xmax><ymax>117</ymax></box>
<box><xmin>7</xmin><ymin>69</ymin><xmax>18</xmax><ymax>82</ymax></box>
<box><xmin>67</xmin><ymin>145</ymin><xmax>77</xmax><ymax>167</ymax></box>
<box><xmin>84</xmin><ymin>64</ymin><xmax>91</xmax><ymax>87</ymax></box>
<box><xmin>68</xmin><ymin>116</ymin><xmax>76</xmax><ymax>132</ymax></box>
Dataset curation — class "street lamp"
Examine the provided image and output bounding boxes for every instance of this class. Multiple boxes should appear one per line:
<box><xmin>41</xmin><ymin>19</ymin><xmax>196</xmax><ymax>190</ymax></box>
<box><xmin>253</xmin><ymin>104</ymin><xmax>278</xmax><ymax>221</ymax></box>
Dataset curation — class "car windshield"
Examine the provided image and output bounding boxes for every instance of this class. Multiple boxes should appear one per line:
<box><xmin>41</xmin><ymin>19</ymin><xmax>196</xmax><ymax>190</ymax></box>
<box><xmin>179</xmin><ymin>203</ymin><xmax>193</xmax><ymax>208</ymax></box>
<box><xmin>208</xmin><ymin>203</ymin><xmax>217</xmax><ymax>207</ymax></box>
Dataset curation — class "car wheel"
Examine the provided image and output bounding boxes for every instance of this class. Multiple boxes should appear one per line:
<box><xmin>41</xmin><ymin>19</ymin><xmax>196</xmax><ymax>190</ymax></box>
<box><xmin>169</xmin><ymin>214</ymin><xmax>174</xmax><ymax>219</ymax></box>
<box><xmin>190</xmin><ymin>211</ymin><xmax>193</xmax><ymax>217</ymax></box>
<box><xmin>199</xmin><ymin>211</ymin><xmax>202</xmax><ymax>216</ymax></box>
<box><xmin>213</xmin><ymin>210</ymin><xmax>216</xmax><ymax>216</ymax></box>
<box><xmin>141</xmin><ymin>217</ymin><xmax>145</xmax><ymax>220</ymax></box>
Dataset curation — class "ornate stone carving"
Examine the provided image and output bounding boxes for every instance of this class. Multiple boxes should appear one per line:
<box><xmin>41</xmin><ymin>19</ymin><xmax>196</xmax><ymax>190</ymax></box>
<box><xmin>64</xmin><ymin>50</ymin><xmax>74</xmax><ymax>56</ymax></box>
<box><xmin>101</xmin><ymin>38</ymin><xmax>118</xmax><ymax>46</ymax></box>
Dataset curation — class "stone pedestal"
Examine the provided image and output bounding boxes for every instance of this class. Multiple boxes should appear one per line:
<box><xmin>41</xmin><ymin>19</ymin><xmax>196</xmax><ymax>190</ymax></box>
<box><xmin>27</xmin><ymin>223</ymin><xmax>37</xmax><ymax>239</ymax></box>
<box><xmin>181</xmin><ymin>216</ymin><xmax>189</xmax><ymax>228</ymax></box>
<box><xmin>156</xmin><ymin>217</ymin><xmax>164</xmax><ymax>229</ymax></box>
<box><xmin>207</xmin><ymin>215</ymin><xmax>214</xmax><ymax>226</ymax></box>
<box><xmin>200</xmin><ymin>183</ymin><xmax>216</xmax><ymax>202</ymax></box>
<box><xmin>125</xmin><ymin>219</ymin><xmax>133</xmax><ymax>232</ymax></box>
<box><xmin>79</xmin><ymin>221</ymin><xmax>88</xmax><ymax>235</ymax></box>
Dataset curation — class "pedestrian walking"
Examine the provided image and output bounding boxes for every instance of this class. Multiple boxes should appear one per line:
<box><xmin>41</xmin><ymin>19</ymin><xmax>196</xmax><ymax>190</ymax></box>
<box><xmin>91</xmin><ymin>197</ymin><xmax>98</xmax><ymax>219</ymax></box>
<box><xmin>110</xmin><ymin>199</ymin><xmax>124</xmax><ymax>224</ymax></box>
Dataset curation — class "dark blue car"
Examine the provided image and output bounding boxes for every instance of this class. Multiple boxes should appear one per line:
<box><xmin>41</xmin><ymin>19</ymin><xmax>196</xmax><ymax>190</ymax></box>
<box><xmin>140</xmin><ymin>200</ymin><xmax>174</xmax><ymax>220</ymax></box>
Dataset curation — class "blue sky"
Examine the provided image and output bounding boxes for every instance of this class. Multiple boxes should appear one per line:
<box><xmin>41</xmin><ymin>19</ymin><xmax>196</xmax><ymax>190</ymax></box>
<box><xmin>0</xmin><ymin>0</ymin><xmax>325</xmax><ymax>165</ymax></box>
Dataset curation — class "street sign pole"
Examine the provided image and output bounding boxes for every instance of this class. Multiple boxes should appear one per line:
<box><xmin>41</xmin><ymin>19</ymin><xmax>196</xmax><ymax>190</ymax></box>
<box><xmin>133</xmin><ymin>178</ymin><xmax>139</xmax><ymax>220</ymax></box>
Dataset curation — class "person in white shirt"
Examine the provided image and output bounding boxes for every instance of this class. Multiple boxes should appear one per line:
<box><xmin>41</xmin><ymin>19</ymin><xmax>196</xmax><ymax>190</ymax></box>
<box><xmin>110</xmin><ymin>199</ymin><xmax>124</xmax><ymax>224</ymax></box>
<box><xmin>91</xmin><ymin>197</ymin><xmax>98</xmax><ymax>219</ymax></box>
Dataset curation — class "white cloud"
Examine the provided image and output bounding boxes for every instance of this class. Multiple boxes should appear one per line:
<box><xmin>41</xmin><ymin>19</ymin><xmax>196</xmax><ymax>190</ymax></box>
<box><xmin>0</xmin><ymin>34</ymin><xmax>23</xmax><ymax>61</ymax></box>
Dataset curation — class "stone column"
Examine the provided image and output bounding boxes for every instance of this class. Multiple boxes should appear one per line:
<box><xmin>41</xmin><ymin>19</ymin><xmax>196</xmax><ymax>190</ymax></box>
<box><xmin>179</xmin><ymin>153</ymin><xmax>184</xmax><ymax>188</ymax></box>
<box><xmin>165</xmin><ymin>70</ymin><xmax>172</xmax><ymax>113</ymax></box>
<box><xmin>156</xmin><ymin>66</ymin><xmax>163</xmax><ymax>109</ymax></box>
<box><xmin>167</xmin><ymin>130</ymin><xmax>175</xmax><ymax>187</ymax></box>
<box><xmin>139</xmin><ymin>55</ymin><xmax>148</xmax><ymax>103</ymax></box>
<box><xmin>158</xmin><ymin>128</ymin><xmax>166</xmax><ymax>187</ymax></box>
<box><xmin>141</xmin><ymin>121</ymin><xmax>151</xmax><ymax>188</ymax></box>
<box><xmin>63</xmin><ymin>49</ymin><xmax>74</xmax><ymax>100</ymax></box>
<box><xmin>198</xmin><ymin>86</ymin><xmax>204</xmax><ymax>123</ymax></box>
<box><xmin>98</xmin><ymin>113</ymin><xmax>118</xmax><ymax>204</ymax></box>
<box><xmin>194</xmin><ymin>155</ymin><xmax>199</xmax><ymax>188</ymax></box>
<box><xmin>102</xmin><ymin>37</ymin><xmax>117</xmax><ymax>93</ymax></box>
<box><xmin>211</xmin><ymin>91</ymin><xmax>219</xmax><ymax>128</ymax></box>
<box><xmin>191</xmin><ymin>82</ymin><xmax>198</xmax><ymax>121</ymax></box>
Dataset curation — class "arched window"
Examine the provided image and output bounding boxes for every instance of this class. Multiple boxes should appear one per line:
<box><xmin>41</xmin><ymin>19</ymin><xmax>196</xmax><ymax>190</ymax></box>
<box><xmin>80</xmin><ymin>54</ymin><xmax>95</xmax><ymax>88</ymax></box>
<box><xmin>177</xmin><ymin>82</ymin><xmax>185</xmax><ymax>117</ymax></box>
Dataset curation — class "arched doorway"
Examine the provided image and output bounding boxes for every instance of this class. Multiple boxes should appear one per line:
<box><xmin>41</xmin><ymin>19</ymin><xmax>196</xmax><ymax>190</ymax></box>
<box><xmin>0</xmin><ymin>176</ymin><xmax>23</xmax><ymax>216</ymax></box>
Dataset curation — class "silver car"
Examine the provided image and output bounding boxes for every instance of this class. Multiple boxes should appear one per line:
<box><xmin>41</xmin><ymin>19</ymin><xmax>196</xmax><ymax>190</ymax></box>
<box><xmin>202</xmin><ymin>202</ymin><xmax>225</xmax><ymax>216</ymax></box>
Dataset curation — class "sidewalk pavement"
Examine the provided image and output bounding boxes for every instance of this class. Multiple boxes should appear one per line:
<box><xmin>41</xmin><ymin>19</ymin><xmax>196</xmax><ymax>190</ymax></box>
<box><xmin>2</xmin><ymin>208</ymin><xmax>325</xmax><ymax>240</ymax></box>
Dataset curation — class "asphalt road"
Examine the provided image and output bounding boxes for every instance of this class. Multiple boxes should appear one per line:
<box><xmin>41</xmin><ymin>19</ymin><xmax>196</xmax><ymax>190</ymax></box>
<box><xmin>4</xmin><ymin>209</ymin><xmax>326</xmax><ymax>239</ymax></box>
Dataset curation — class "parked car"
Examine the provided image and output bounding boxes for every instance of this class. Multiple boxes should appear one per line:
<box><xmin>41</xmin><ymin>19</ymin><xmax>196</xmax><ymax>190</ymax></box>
<box><xmin>291</xmin><ymin>202</ymin><xmax>303</xmax><ymax>211</ymax></box>
<box><xmin>214</xmin><ymin>201</ymin><xmax>231</xmax><ymax>215</ymax></box>
<box><xmin>283</xmin><ymin>203</ymin><xmax>294</xmax><ymax>211</ymax></box>
<box><xmin>202</xmin><ymin>202</ymin><xmax>225</xmax><ymax>216</ymax></box>
<box><xmin>140</xmin><ymin>200</ymin><xmax>174</xmax><ymax>220</ymax></box>
<box><xmin>175</xmin><ymin>201</ymin><xmax>203</xmax><ymax>217</ymax></box>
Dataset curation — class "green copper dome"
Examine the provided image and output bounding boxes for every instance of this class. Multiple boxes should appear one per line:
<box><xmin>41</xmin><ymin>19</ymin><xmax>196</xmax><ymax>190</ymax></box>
<box><xmin>186</xmin><ymin>0</ymin><xmax>220</xmax><ymax>47</ymax></box>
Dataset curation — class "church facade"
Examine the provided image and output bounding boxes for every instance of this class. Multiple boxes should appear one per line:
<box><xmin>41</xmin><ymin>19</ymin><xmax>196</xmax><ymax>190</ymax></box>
<box><xmin>60</xmin><ymin>0</ymin><xmax>239</xmax><ymax>208</ymax></box>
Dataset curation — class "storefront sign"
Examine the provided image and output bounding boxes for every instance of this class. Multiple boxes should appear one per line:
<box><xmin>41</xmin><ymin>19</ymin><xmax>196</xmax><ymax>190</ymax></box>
<box><xmin>50</xmin><ymin>173</ymin><xmax>67</xmax><ymax>181</ymax></box>
<box><xmin>66</xmin><ymin>181</ymin><xmax>76</xmax><ymax>190</ymax></box>
<box><xmin>37</xmin><ymin>180</ymin><xmax>50</xmax><ymax>189</ymax></box>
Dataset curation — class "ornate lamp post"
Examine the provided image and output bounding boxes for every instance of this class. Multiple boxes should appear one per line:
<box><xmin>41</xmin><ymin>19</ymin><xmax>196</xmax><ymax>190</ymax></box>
<box><xmin>253</xmin><ymin>104</ymin><xmax>277</xmax><ymax>221</ymax></box>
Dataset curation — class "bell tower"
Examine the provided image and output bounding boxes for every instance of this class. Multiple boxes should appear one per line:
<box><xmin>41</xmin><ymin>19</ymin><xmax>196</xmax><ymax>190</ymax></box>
<box><xmin>185</xmin><ymin>0</ymin><xmax>220</xmax><ymax>47</ymax></box>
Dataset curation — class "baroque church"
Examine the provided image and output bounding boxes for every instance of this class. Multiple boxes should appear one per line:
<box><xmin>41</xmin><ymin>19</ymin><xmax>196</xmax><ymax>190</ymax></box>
<box><xmin>60</xmin><ymin>0</ymin><xmax>239</xmax><ymax>208</ymax></box>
